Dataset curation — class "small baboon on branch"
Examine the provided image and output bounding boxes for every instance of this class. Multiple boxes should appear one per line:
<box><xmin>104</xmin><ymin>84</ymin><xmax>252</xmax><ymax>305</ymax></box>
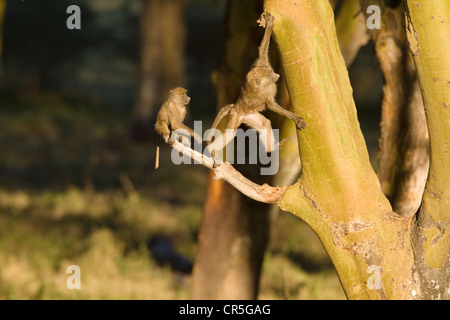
<box><xmin>154</xmin><ymin>87</ymin><xmax>201</xmax><ymax>169</ymax></box>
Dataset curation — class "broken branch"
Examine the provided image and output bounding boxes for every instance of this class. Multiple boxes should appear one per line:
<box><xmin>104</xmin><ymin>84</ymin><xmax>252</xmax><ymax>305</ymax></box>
<box><xmin>168</xmin><ymin>139</ymin><xmax>286</xmax><ymax>204</ymax></box>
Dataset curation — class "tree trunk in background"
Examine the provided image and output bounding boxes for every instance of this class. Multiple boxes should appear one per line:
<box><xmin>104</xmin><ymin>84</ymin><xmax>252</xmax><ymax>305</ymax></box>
<box><xmin>130</xmin><ymin>0</ymin><xmax>186</xmax><ymax>140</ymax></box>
<box><xmin>192</xmin><ymin>175</ymin><xmax>269</xmax><ymax>299</ymax></box>
<box><xmin>0</xmin><ymin>0</ymin><xmax>5</xmax><ymax>60</ymax></box>
<box><xmin>335</xmin><ymin>0</ymin><xmax>369</xmax><ymax>67</ymax></box>
<box><xmin>360</xmin><ymin>0</ymin><xmax>429</xmax><ymax>217</ymax></box>
<box><xmin>405</xmin><ymin>0</ymin><xmax>450</xmax><ymax>299</ymax></box>
<box><xmin>190</xmin><ymin>0</ymin><xmax>270</xmax><ymax>300</ymax></box>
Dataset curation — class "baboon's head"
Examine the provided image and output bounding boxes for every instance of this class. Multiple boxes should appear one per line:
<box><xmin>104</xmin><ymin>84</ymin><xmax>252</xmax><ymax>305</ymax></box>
<box><xmin>246</xmin><ymin>67</ymin><xmax>279</xmax><ymax>94</ymax></box>
<box><xmin>169</xmin><ymin>87</ymin><xmax>191</xmax><ymax>105</ymax></box>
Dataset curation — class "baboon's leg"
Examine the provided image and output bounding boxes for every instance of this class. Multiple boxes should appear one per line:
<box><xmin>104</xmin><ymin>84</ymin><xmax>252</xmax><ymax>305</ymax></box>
<box><xmin>242</xmin><ymin>112</ymin><xmax>280</xmax><ymax>153</ymax></box>
<box><xmin>205</xmin><ymin>104</ymin><xmax>234</xmax><ymax>142</ymax></box>
<box><xmin>155</xmin><ymin>121</ymin><xmax>171</xmax><ymax>142</ymax></box>
<box><xmin>206</xmin><ymin>112</ymin><xmax>241</xmax><ymax>158</ymax></box>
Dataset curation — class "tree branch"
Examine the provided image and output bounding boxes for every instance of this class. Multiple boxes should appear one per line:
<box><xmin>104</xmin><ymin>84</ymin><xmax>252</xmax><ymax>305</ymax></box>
<box><xmin>167</xmin><ymin>139</ymin><xmax>286</xmax><ymax>204</ymax></box>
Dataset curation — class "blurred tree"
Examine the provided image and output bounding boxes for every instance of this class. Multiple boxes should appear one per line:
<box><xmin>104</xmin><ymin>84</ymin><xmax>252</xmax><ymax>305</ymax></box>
<box><xmin>190</xmin><ymin>0</ymin><xmax>270</xmax><ymax>300</ymax></box>
<box><xmin>335</xmin><ymin>0</ymin><xmax>369</xmax><ymax>67</ymax></box>
<box><xmin>2</xmin><ymin>0</ymin><xmax>92</xmax><ymax>91</ymax></box>
<box><xmin>0</xmin><ymin>0</ymin><xmax>5</xmax><ymax>60</ymax></box>
<box><xmin>360</xmin><ymin>0</ymin><xmax>429</xmax><ymax>217</ymax></box>
<box><xmin>130</xmin><ymin>0</ymin><xmax>186</xmax><ymax>140</ymax></box>
<box><xmin>171</xmin><ymin>0</ymin><xmax>449</xmax><ymax>300</ymax></box>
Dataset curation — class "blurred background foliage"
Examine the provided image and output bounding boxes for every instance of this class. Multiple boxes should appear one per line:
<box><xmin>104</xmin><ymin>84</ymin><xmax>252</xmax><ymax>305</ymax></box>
<box><xmin>0</xmin><ymin>0</ymin><xmax>382</xmax><ymax>299</ymax></box>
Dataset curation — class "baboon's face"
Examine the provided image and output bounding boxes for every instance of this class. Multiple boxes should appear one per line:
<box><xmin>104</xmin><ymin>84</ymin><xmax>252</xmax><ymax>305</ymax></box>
<box><xmin>247</xmin><ymin>67</ymin><xmax>279</xmax><ymax>90</ymax></box>
<box><xmin>169</xmin><ymin>87</ymin><xmax>191</xmax><ymax>105</ymax></box>
<box><xmin>247</xmin><ymin>67</ymin><xmax>279</xmax><ymax>97</ymax></box>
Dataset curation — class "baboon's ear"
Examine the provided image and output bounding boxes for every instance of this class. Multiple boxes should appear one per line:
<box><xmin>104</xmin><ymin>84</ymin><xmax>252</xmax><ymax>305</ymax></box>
<box><xmin>255</xmin><ymin>79</ymin><xmax>260</xmax><ymax>86</ymax></box>
<box><xmin>169</xmin><ymin>91</ymin><xmax>175</xmax><ymax>101</ymax></box>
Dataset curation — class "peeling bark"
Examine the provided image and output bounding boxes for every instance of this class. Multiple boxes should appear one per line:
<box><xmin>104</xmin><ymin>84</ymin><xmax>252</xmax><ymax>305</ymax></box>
<box><xmin>360</xmin><ymin>0</ymin><xmax>429</xmax><ymax>218</ymax></box>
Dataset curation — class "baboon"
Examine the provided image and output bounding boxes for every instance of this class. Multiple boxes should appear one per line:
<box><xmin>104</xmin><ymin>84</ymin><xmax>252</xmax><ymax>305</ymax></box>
<box><xmin>154</xmin><ymin>87</ymin><xmax>201</xmax><ymax>169</ymax></box>
<box><xmin>206</xmin><ymin>12</ymin><xmax>306</xmax><ymax>157</ymax></box>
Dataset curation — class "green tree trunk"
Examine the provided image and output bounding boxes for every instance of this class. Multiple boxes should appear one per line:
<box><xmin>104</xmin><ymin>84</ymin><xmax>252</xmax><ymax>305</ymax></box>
<box><xmin>405</xmin><ymin>0</ymin><xmax>450</xmax><ymax>299</ymax></box>
<box><xmin>274</xmin><ymin>0</ymin><xmax>369</xmax><ymax>190</ymax></box>
<box><xmin>263</xmin><ymin>0</ymin><xmax>449</xmax><ymax>299</ymax></box>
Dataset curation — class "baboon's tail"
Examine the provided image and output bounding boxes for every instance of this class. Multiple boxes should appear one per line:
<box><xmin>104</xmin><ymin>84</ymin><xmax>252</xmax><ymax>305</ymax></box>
<box><xmin>155</xmin><ymin>135</ymin><xmax>160</xmax><ymax>169</ymax></box>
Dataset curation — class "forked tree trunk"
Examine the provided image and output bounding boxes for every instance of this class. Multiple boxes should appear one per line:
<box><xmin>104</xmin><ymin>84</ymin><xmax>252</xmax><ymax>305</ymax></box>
<box><xmin>130</xmin><ymin>0</ymin><xmax>186</xmax><ymax>140</ymax></box>
<box><xmin>190</xmin><ymin>0</ymin><xmax>270</xmax><ymax>300</ymax></box>
<box><xmin>360</xmin><ymin>0</ymin><xmax>429</xmax><ymax>218</ymax></box>
<box><xmin>263</xmin><ymin>0</ymin><xmax>449</xmax><ymax>299</ymax></box>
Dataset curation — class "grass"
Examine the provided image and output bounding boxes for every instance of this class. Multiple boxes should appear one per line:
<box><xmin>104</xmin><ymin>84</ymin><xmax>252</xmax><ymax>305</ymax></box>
<box><xmin>0</xmin><ymin>92</ymin><xmax>345</xmax><ymax>299</ymax></box>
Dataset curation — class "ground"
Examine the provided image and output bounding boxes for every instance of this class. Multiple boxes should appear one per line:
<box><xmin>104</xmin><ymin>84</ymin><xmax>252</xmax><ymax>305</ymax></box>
<box><xmin>0</xmin><ymin>92</ymin><xmax>345</xmax><ymax>299</ymax></box>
